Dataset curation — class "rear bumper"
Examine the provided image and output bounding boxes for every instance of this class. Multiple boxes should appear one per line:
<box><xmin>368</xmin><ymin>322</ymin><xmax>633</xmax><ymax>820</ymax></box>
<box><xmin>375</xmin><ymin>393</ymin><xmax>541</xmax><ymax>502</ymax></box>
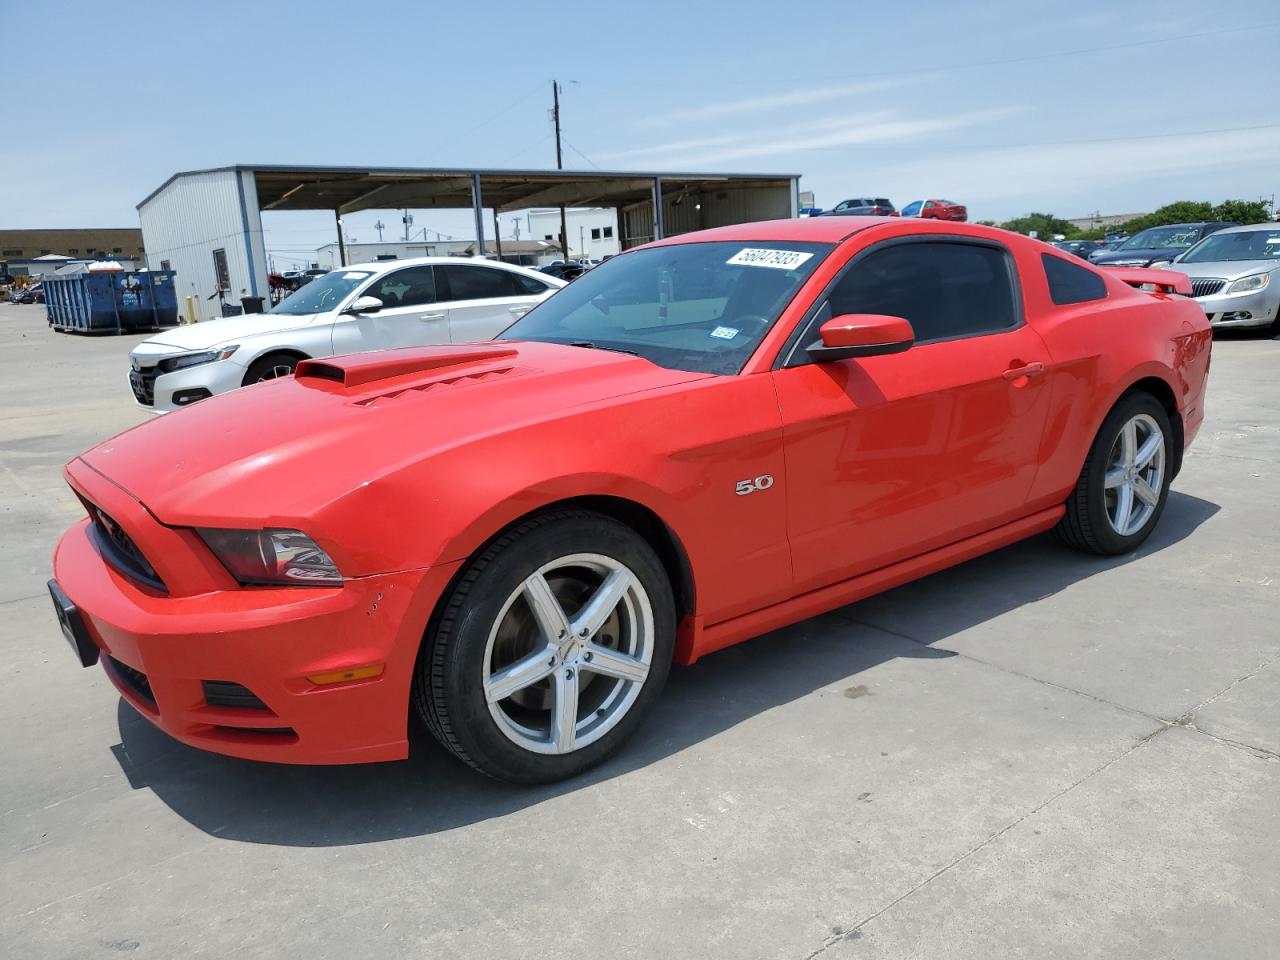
<box><xmin>52</xmin><ymin>517</ymin><xmax>459</xmax><ymax>765</ymax></box>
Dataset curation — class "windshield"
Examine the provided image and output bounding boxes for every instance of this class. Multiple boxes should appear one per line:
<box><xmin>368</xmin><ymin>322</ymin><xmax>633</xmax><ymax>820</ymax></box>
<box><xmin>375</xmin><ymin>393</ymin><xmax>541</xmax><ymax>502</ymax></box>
<box><xmin>901</xmin><ymin>201</ymin><xmax>923</xmax><ymax>216</ymax></box>
<box><xmin>1121</xmin><ymin>225</ymin><xmax>1201</xmax><ymax>251</ymax></box>
<box><xmin>1179</xmin><ymin>228</ymin><xmax>1280</xmax><ymax>263</ymax></box>
<box><xmin>499</xmin><ymin>241</ymin><xmax>833</xmax><ymax>375</ymax></box>
<box><xmin>271</xmin><ymin>270</ymin><xmax>371</xmax><ymax>315</ymax></box>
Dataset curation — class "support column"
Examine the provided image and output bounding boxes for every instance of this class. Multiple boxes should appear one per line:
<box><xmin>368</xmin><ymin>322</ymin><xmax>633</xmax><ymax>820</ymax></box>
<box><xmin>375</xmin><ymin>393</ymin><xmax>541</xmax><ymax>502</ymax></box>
<box><xmin>472</xmin><ymin>174</ymin><xmax>486</xmax><ymax>256</ymax></box>
<box><xmin>493</xmin><ymin>209</ymin><xmax>504</xmax><ymax>261</ymax></box>
<box><xmin>652</xmin><ymin>177</ymin><xmax>664</xmax><ymax>241</ymax></box>
<box><xmin>335</xmin><ymin>210</ymin><xmax>346</xmax><ymax>267</ymax></box>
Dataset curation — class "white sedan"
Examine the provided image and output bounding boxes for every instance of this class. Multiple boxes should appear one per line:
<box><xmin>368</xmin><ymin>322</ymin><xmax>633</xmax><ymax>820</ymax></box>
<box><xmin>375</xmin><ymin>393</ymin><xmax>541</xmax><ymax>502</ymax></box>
<box><xmin>127</xmin><ymin>257</ymin><xmax>564</xmax><ymax>412</ymax></box>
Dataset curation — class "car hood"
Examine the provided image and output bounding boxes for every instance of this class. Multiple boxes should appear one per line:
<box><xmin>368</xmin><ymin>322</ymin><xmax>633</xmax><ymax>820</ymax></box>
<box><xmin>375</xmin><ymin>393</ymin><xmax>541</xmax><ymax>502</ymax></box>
<box><xmin>1170</xmin><ymin>259</ymin><xmax>1279</xmax><ymax>281</ymax></box>
<box><xmin>134</xmin><ymin>312</ymin><xmax>322</xmax><ymax>353</ymax></box>
<box><xmin>77</xmin><ymin>341</ymin><xmax>711</xmax><ymax>526</ymax></box>
<box><xmin>1090</xmin><ymin>247</ymin><xmax>1179</xmax><ymax>265</ymax></box>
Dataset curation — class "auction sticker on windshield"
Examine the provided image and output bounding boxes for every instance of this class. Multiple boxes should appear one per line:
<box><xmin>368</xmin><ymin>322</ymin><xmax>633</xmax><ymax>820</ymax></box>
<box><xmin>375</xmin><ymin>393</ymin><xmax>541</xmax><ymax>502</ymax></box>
<box><xmin>727</xmin><ymin>248</ymin><xmax>815</xmax><ymax>270</ymax></box>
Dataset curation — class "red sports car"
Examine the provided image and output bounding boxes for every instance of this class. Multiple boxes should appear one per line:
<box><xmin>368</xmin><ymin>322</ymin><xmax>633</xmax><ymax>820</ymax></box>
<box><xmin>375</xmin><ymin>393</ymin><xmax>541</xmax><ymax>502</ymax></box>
<box><xmin>901</xmin><ymin>199</ymin><xmax>968</xmax><ymax>222</ymax></box>
<box><xmin>49</xmin><ymin>218</ymin><xmax>1210</xmax><ymax>783</ymax></box>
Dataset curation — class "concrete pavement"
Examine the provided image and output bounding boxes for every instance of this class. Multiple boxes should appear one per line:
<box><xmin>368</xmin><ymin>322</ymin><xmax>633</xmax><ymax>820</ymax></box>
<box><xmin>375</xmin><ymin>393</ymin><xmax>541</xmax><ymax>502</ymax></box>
<box><xmin>1</xmin><ymin>302</ymin><xmax>1276</xmax><ymax>958</ymax></box>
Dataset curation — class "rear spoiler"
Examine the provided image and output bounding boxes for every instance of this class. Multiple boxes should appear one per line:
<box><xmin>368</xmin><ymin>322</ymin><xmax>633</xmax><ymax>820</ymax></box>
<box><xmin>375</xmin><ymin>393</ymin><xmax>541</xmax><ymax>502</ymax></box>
<box><xmin>1104</xmin><ymin>267</ymin><xmax>1192</xmax><ymax>297</ymax></box>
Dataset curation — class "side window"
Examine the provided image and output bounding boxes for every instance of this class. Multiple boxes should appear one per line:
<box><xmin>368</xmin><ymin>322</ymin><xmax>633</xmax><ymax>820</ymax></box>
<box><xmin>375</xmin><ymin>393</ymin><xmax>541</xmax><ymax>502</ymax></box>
<box><xmin>439</xmin><ymin>264</ymin><xmax>519</xmax><ymax>301</ymax></box>
<box><xmin>364</xmin><ymin>265</ymin><xmax>437</xmax><ymax>308</ymax></box>
<box><xmin>1042</xmin><ymin>253</ymin><xmax>1107</xmax><ymax>305</ymax></box>
<box><xmin>924</xmin><ymin>200</ymin><xmax>937</xmax><ymax>210</ymax></box>
<box><xmin>512</xmin><ymin>273</ymin><xmax>549</xmax><ymax>295</ymax></box>
<box><xmin>901</xmin><ymin>201</ymin><xmax>922</xmax><ymax>217</ymax></box>
<box><xmin>827</xmin><ymin>241</ymin><xmax>1018</xmax><ymax>344</ymax></box>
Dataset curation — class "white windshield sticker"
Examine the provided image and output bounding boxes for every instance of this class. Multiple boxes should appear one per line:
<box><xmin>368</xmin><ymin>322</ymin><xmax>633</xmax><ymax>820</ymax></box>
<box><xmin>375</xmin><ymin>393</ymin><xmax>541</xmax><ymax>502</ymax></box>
<box><xmin>710</xmin><ymin>325</ymin><xmax>740</xmax><ymax>340</ymax></box>
<box><xmin>726</xmin><ymin>248</ymin><xmax>814</xmax><ymax>270</ymax></box>
<box><xmin>342</xmin><ymin>272</ymin><xmax>370</xmax><ymax>280</ymax></box>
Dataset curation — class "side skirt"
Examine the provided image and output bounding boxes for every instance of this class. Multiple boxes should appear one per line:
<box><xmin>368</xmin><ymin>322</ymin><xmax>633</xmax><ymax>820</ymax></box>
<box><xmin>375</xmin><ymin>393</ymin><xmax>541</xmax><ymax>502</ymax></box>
<box><xmin>676</xmin><ymin>505</ymin><xmax>1065</xmax><ymax>665</ymax></box>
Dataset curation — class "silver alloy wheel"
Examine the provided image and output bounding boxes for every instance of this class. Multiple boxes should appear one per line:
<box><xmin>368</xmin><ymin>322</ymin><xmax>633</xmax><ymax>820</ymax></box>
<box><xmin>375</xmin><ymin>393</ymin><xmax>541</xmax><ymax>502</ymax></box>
<box><xmin>1104</xmin><ymin>412</ymin><xmax>1166</xmax><ymax>536</ymax></box>
<box><xmin>256</xmin><ymin>363</ymin><xmax>295</xmax><ymax>382</ymax></box>
<box><xmin>482</xmin><ymin>553</ymin><xmax>654</xmax><ymax>755</ymax></box>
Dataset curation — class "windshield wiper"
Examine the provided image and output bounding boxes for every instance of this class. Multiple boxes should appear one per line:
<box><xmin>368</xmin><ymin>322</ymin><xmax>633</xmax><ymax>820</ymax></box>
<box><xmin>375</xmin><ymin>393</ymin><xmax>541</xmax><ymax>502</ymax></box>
<box><xmin>566</xmin><ymin>340</ymin><xmax>640</xmax><ymax>357</ymax></box>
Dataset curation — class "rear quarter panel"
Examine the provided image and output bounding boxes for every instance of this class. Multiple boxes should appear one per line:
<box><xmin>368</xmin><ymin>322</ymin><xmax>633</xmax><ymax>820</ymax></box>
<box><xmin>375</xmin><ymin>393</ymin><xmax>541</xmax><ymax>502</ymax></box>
<box><xmin>1020</xmin><ymin>252</ymin><xmax>1211</xmax><ymax>505</ymax></box>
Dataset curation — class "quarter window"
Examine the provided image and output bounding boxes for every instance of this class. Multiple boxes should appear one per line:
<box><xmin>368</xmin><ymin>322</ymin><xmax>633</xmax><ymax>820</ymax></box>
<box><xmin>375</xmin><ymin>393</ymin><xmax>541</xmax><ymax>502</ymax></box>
<box><xmin>364</xmin><ymin>266</ymin><xmax>437</xmax><ymax>307</ymax></box>
<box><xmin>827</xmin><ymin>241</ymin><xmax>1018</xmax><ymax>344</ymax></box>
<box><xmin>1041</xmin><ymin>253</ymin><xmax>1107</xmax><ymax>305</ymax></box>
<box><xmin>438</xmin><ymin>264</ymin><xmax>519</xmax><ymax>301</ymax></box>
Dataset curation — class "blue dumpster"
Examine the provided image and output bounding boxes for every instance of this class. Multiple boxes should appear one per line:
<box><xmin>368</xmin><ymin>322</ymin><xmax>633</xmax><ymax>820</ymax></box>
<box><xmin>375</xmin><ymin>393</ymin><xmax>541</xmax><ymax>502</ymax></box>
<box><xmin>44</xmin><ymin>270</ymin><xmax>179</xmax><ymax>333</ymax></box>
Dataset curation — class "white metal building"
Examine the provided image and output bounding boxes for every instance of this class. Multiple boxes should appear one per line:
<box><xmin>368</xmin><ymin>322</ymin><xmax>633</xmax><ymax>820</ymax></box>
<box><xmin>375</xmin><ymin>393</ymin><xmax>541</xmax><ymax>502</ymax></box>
<box><xmin>137</xmin><ymin>165</ymin><xmax>800</xmax><ymax>323</ymax></box>
<box><xmin>526</xmin><ymin>208</ymin><xmax>620</xmax><ymax>260</ymax></box>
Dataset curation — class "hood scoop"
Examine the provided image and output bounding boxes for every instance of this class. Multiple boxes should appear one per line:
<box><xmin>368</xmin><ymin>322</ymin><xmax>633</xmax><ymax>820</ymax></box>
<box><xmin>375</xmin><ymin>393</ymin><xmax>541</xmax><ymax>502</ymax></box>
<box><xmin>296</xmin><ymin>345</ymin><xmax>518</xmax><ymax>388</ymax></box>
<box><xmin>353</xmin><ymin>365</ymin><xmax>520</xmax><ymax>407</ymax></box>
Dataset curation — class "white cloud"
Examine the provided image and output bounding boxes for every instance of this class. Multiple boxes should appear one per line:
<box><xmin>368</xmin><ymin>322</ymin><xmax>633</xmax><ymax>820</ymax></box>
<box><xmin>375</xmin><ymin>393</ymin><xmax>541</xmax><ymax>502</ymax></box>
<box><xmin>602</xmin><ymin>108</ymin><xmax>1017</xmax><ymax>169</ymax></box>
<box><xmin>636</xmin><ymin>79</ymin><xmax>911</xmax><ymax>127</ymax></box>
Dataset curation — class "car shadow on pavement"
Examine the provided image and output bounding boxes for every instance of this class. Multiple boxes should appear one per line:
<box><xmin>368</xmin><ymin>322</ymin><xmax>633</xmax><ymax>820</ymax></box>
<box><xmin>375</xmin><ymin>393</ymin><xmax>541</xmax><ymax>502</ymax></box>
<box><xmin>111</xmin><ymin>490</ymin><xmax>1219</xmax><ymax>846</ymax></box>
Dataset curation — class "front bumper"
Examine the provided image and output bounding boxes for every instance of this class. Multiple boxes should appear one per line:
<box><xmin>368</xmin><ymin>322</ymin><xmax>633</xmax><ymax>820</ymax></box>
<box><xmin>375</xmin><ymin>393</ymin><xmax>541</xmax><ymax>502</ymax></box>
<box><xmin>1194</xmin><ymin>286</ymin><xmax>1277</xmax><ymax>329</ymax></box>
<box><xmin>51</xmin><ymin>463</ymin><xmax>460</xmax><ymax>765</ymax></box>
<box><xmin>128</xmin><ymin>356</ymin><xmax>249</xmax><ymax>414</ymax></box>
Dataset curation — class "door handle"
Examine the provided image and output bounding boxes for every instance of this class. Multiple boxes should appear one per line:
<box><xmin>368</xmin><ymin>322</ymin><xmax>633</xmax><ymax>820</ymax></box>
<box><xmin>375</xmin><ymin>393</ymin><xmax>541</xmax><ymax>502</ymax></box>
<box><xmin>508</xmin><ymin>306</ymin><xmax>530</xmax><ymax>316</ymax></box>
<box><xmin>418</xmin><ymin>312</ymin><xmax>446</xmax><ymax>322</ymax></box>
<box><xmin>1002</xmin><ymin>361</ymin><xmax>1045</xmax><ymax>381</ymax></box>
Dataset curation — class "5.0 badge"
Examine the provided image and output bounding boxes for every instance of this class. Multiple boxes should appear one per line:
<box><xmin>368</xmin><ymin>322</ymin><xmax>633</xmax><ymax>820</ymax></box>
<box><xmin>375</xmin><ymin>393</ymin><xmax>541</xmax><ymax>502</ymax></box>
<box><xmin>735</xmin><ymin>475</ymin><xmax>775</xmax><ymax>496</ymax></box>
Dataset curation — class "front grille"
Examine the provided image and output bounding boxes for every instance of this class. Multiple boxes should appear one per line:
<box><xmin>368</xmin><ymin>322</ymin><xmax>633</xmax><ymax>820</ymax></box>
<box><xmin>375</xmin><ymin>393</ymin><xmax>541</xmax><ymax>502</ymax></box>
<box><xmin>129</xmin><ymin>366</ymin><xmax>158</xmax><ymax>405</ymax></box>
<box><xmin>107</xmin><ymin>655</ymin><xmax>155</xmax><ymax>705</ymax></box>
<box><xmin>1190</xmin><ymin>278</ymin><xmax>1227</xmax><ymax>299</ymax></box>
<box><xmin>202</xmin><ymin>680</ymin><xmax>269</xmax><ymax>710</ymax></box>
<box><xmin>85</xmin><ymin>501</ymin><xmax>167</xmax><ymax>593</ymax></box>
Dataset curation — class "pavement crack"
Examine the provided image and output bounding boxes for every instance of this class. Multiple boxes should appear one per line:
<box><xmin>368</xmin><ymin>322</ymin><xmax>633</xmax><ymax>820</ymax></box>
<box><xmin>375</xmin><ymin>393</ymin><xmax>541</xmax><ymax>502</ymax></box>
<box><xmin>1174</xmin><ymin>651</ymin><xmax>1280</xmax><ymax>725</ymax></box>
<box><xmin>833</xmin><ymin>610</ymin><xmax>1165</xmax><ymax>726</ymax></box>
<box><xmin>800</xmin><ymin>723</ymin><xmax>1170</xmax><ymax>960</ymax></box>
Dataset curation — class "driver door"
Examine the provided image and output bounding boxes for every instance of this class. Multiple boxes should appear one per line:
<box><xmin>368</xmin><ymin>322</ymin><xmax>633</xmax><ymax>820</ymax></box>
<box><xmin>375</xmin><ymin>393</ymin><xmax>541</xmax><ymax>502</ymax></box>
<box><xmin>330</xmin><ymin>265</ymin><xmax>447</xmax><ymax>355</ymax></box>
<box><xmin>773</xmin><ymin>238</ymin><xmax>1053</xmax><ymax>594</ymax></box>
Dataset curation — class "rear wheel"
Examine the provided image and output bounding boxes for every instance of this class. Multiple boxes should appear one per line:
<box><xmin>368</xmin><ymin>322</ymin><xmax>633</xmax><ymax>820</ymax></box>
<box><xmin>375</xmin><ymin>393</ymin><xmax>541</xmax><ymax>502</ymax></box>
<box><xmin>414</xmin><ymin>511</ymin><xmax>675</xmax><ymax>783</ymax></box>
<box><xmin>1057</xmin><ymin>392</ymin><xmax>1172</xmax><ymax>555</ymax></box>
<box><xmin>242</xmin><ymin>352</ymin><xmax>302</xmax><ymax>385</ymax></box>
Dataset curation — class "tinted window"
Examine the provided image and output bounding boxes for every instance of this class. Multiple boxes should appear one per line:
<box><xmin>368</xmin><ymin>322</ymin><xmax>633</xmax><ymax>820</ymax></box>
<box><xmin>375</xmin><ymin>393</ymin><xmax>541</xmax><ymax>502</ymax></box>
<box><xmin>439</xmin><ymin>264</ymin><xmax>519</xmax><ymax>301</ymax></box>
<box><xmin>502</xmin><ymin>240</ymin><xmax>832</xmax><ymax>375</ymax></box>
<box><xmin>365</xmin><ymin>266</ymin><xmax>437</xmax><ymax>307</ymax></box>
<box><xmin>828</xmin><ymin>241</ymin><xmax>1017</xmax><ymax>343</ymax></box>
<box><xmin>512</xmin><ymin>272</ymin><xmax>550</xmax><ymax>294</ymax></box>
<box><xmin>1042</xmin><ymin>254</ymin><xmax>1107</xmax><ymax>305</ymax></box>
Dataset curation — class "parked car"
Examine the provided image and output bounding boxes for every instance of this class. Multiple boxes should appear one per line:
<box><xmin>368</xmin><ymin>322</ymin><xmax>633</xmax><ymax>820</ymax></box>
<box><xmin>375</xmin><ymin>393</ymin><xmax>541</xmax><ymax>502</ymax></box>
<box><xmin>540</xmin><ymin>262</ymin><xmax>586</xmax><ymax>281</ymax></box>
<box><xmin>823</xmin><ymin>197</ymin><xmax>898</xmax><ymax>217</ymax></box>
<box><xmin>1052</xmin><ymin>240</ymin><xmax>1102</xmax><ymax>260</ymax></box>
<box><xmin>900</xmin><ymin>199</ymin><xmax>968</xmax><ymax>221</ymax></box>
<box><xmin>8</xmin><ymin>283</ymin><xmax>44</xmax><ymax>304</ymax></box>
<box><xmin>1165</xmin><ymin>223</ymin><xmax>1280</xmax><ymax>333</ymax></box>
<box><xmin>1089</xmin><ymin>222</ymin><xmax>1236</xmax><ymax>268</ymax></box>
<box><xmin>126</xmin><ymin>257</ymin><xmax>565</xmax><ymax>412</ymax></box>
<box><xmin>51</xmin><ymin>217</ymin><xmax>1211</xmax><ymax>783</ymax></box>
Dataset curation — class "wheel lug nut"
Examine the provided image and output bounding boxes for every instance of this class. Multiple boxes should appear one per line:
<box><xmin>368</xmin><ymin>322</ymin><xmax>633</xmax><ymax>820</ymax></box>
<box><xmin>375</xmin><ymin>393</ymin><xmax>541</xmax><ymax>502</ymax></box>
<box><xmin>584</xmin><ymin>651</ymin><xmax>593</xmax><ymax>662</ymax></box>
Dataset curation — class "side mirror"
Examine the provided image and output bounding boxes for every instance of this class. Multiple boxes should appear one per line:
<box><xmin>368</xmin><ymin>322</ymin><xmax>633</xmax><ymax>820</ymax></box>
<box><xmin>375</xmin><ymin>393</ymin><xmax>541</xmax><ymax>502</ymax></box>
<box><xmin>344</xmin><ymin>295</ymin><xmax>383</xmax><ymax>315</ymax></box>
<box><xmin>808</xmin><ymin>313</ymin><xmax>914</xmax><ymax>362</ymax></box>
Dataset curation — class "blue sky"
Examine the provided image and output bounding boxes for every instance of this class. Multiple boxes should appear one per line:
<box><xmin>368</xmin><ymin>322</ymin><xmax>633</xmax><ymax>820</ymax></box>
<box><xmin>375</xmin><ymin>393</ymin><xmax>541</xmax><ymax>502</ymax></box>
<box><xmin>3</xmin><ymin>0</ymin><xmax>1277</xmax><ymax>265</ymax></box>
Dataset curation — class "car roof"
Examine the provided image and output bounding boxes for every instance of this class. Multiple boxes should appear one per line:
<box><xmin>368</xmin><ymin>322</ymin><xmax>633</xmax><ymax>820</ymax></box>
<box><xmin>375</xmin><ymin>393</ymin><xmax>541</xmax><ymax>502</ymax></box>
<box><xmin>650</xmin><ymin>216</ymin><xmax>890</xmax><ymax>246</ymax></box>
<box><xmin>340</xmin><ymin>255</ymin><xmax>558</xmax><ymax>281</ymax></box>
<box><xmin>1202</xmin><ymin>222</ymin><xmax>1277</xmax><ymax>235</ymax></box>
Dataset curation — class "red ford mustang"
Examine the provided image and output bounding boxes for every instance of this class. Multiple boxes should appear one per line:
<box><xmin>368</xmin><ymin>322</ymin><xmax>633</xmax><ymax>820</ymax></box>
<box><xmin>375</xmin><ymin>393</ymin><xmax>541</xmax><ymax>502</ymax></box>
<box><xmin>49</xmin><ymin>217</ymin><xmax>1211</xmax><ymax>783</ymax></box>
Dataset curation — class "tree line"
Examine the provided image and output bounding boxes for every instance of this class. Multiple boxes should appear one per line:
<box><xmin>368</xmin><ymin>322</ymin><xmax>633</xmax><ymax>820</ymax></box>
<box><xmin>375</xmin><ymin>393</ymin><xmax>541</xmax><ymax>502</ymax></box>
<box><xmin>977</xmin><ymin>200</ymin><xmax>1273</xmax><ymax>241</ymax></box>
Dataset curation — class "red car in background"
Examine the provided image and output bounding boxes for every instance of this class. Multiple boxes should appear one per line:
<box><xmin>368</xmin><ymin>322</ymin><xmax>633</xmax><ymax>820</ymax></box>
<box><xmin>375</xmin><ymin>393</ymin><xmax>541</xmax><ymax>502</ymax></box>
<box><xmin>901</xmin><ymin>199</ymin><xmax>968</xmax><ymax>221</ymax></box>
<box><xmin>50</xmin><ymin>217</ymin><xmax>1209</xmax><ymax>783</ymax></box>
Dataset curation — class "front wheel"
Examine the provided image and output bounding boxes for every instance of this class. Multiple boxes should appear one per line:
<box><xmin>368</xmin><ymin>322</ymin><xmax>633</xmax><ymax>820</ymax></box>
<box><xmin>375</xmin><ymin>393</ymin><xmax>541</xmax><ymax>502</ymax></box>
<box><xmin>414</xmin><ymin>511</ymin><xmax>676</xmax><ymax>783</ymax></box>
<box><xmin>242</xmin><ymin>352</ymin><xmax>302</xmax><ymax>386</ymax></box>
<box><xmin>1057</xmin><ymin>392</ymin><xmax>1173</xmax><ymax>555</ymax></box>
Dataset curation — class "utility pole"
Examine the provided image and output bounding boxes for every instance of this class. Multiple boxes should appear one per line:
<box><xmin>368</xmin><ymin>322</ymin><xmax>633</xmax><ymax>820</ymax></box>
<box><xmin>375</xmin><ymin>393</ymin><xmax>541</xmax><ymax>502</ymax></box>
<box><xmin>374</xmin><ymin>219</ymin><xmax>385</xmax><ymax>242</ymax></box>
<box><xmin>401</xmin><ymin>209</ymin><xmax>413</xmax><ymax>242</ymax></box>
<box><xmin>553</xmin><ymin>80</ymin><xmax>569</xmax><ymax>263</ymax></box>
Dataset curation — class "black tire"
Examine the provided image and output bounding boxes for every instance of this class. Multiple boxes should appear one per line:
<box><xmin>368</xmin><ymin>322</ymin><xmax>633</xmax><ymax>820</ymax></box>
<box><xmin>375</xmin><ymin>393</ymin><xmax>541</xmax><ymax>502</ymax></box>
<box><xmin>242</xmin><ymin>352</ymin><xmax>302</xmax><ymax>386</ymax></box>
<box><xmin>414</xmin><ymin>510</ymin><xmax>676</xmax><ymax>784</ymax></box>
<box><xmin>1057</xmin><ymin>392</ymin><xmax>1173</xmax><ymax>555</ymax></box>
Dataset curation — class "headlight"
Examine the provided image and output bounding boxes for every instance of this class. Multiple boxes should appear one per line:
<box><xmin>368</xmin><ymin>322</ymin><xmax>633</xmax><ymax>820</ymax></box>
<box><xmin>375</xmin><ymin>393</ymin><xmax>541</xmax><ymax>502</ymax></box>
<box><xmin>197</xmin><ymin>528</ymin><xmax>343</xmax><ymax>586</ymax></box>
<box><xmin>1226</xmin><ymin>273</ymin><xmax>1270</xmax><ymax>295</ymax></box>
<box><xmin>159</xmin><ymin>345</ymin><xmax>239</xmax><ymax>373</ymax></box>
